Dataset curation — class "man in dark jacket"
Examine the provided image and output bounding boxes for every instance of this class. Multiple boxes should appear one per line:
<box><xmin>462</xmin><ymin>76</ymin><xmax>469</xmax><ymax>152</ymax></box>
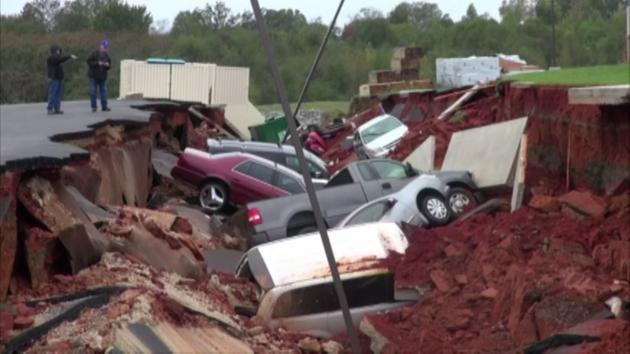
<box><xmin>87</xmin><ymin>39</ymin><xmax>112</xmax><ymax>112</ymax></box>
<box><xmin>46</xmin><ymin>45</ymin><xmax>77</xmax><ymax>114</ymax></box>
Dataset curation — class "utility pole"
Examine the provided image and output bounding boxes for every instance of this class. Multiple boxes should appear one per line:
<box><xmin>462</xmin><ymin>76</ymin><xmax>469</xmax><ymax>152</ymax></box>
<box><xmin>249</xmin><ymin>1</ymin><xmax>361</xmax><ymax>353</ymax></box>
<box><xmin>626</xmin><ymin>6</ymin><xmax>629</xmax><ymax>63</ymax></box>
<box><xmin>550</xmin><ymin>0</ymin><xmax>557</xmax><ymax>67</ymax></box>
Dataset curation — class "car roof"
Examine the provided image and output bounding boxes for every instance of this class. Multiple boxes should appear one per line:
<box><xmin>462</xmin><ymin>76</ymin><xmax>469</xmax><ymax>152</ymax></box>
<box><xmin>239</xmin><ymin>222</ymin><xmax>408</xmax><ymax>291</ymax></box>
<box><xmin>207</xmin><ymin>138</ymin><xmax>327</xmax><ymax>171</ymax></box>
<box><xmin>185</xmin><ymin>148</ymin><xmax>305</xmax><ymax>181</ymax></box>
<box><xmin>358</xmin><ymin>114</ymin><xmax>400</xmax><ymax>132</ymax></box>
<box><xmin>224</xmin><ymin>152</ymin><xmax>305</xmax><ymax>182</ymax></box>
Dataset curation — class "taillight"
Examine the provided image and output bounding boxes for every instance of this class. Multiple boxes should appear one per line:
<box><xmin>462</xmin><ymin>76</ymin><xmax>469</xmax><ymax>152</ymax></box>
<box><xmin>247</xmin><ymin>208</ymin><xmax>263</xmax><ymax>226</ymax></box>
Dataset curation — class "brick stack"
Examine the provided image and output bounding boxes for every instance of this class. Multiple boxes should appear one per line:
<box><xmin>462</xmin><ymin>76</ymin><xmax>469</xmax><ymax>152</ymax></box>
<box><xmin>390</xmin><ymin>47</ymin><xmax>423</xmax><ymax>82</ymax></box>
<box><xmin>360</xmin><ymin>47</ymin><xmax>429</xmax><ymax>97</ymax></box>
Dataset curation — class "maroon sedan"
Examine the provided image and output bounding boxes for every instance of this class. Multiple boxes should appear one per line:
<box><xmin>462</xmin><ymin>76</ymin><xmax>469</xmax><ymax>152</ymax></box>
<box><xmin>172</xmin><ymin>148</ymin><xmax>306</xmax><ymax>212</ymax></box>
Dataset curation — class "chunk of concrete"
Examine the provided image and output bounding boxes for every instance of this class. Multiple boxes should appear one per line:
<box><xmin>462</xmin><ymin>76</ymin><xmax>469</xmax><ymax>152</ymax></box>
<box><xmin>360</xmin><ymin>317</ymin><xmax>390</xmax><ymax>354</ymax></box>
<box><xmin>441</xmin><ymin>117</ymin><xmax>528</xmax><ymax>188</ymax></box>
<box><xmin>103</xmin><ymin>212</ymin><xmax>205</xmax><ymax>279</ymax></box>
<box><xmin>24</xmin><ymin>227</ymin><xmax>62</xmax><ymax>289</ymax></box>
<box><xmin>18</xmin><ymin>178</ymin><xmax>108</xmax><ymax>274</ymax></box>
<box><xmin>404</xmin><ymin>135</ymin><xmax>435</xmax><ymax>172</ymax></box>
<box><xmin>17</xmin><ymin>177</ymin><xmax>79</xmax><ymax>235</ymax></box>
<box><xmin>93</xmin><ymin>138</ymin><xmax>152</xmax><ymax>207</ymax></box>
<box><xmin>558</xmin><ymin>190</ymin><xmax>608</xmax><ymax>218</ymax></box>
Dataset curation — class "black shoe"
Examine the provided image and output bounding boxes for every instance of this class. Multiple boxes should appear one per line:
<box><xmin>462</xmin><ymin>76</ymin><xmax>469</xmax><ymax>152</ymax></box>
<box><xmin>92</xmin><ymin>108</ymin><xmax>97</xmax><ymax>112</ymax></box>
<box><xmin>54</xmin><ymin>110</ymin><xmax>64</xmax><ymax>115</ymax></box>
<box><xmin>47</xmin><ymin>110</ymin><xmax>54</xmax><ymax>115</ymax></box>
<box><xmin>102</xmin><ymin>107</ymin><xmax>111</xmax><ymax>112</ymax></box>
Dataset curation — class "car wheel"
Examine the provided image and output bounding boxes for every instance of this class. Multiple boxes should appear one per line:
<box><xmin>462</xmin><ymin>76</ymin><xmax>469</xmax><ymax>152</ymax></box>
<box><xmin>447</xmin><ymin>187</ymin><xmax>478</xmax><ymax>217</ymax></box>
<box><xmin>418</xmin><ymin>193</ymin><xmax>451</xmax><ymax>226</ymax></box>
<box><xmin>199</xmin><ymin>181</ymin><xmax>228</xmax><ymax>213</ymax></box>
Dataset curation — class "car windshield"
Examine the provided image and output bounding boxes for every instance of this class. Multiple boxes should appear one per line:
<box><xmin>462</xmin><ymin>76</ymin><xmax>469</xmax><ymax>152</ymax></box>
<box><xmin>361</xmin><ymin>116</ymin><xmax>403</xmax><ymax>144</ymax></box>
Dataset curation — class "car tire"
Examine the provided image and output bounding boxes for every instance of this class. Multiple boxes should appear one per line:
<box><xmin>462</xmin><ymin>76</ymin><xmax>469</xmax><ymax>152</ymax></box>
<box><xmin>199</xmin><ymin>181</ymin><xmax>229</xmax><ymax>213</ymax></box>
<box><xmin>418</xmin><ymin>193</ymin><xmax>451</xmax><ymax>226</ymax></box>
<box><xmin>447</xmin><ymin>187</ymin><xmax>478</xmax><ymax>217</ymax></box>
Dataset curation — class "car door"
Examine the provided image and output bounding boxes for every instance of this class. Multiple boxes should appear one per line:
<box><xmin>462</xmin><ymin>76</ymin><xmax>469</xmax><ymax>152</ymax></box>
<box><xmin>232</xmin><ymin>161</ymin><xmax>275</xmax><ymax>204</ymax></box>
<box><xmin>320</xmin><ymin>169</ymin><xmax>367</xmax><ymax>226</ymax></box>
<box><xmin>370</xmin><ymin>161</ymin><xmax>413</xmax><ymax>195</ymax></box>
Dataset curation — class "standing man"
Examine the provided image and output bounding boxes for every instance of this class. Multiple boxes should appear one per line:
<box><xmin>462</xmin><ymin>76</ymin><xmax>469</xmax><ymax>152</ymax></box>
<box><xmin>46</xmin><ymin>44</ymin><xmax>77</xmax><ymax>115</ymax></box>
<box><xmin>87</xmin><ymin>39</ymin><xmax>111</xmax><ymax>112</ymax></box>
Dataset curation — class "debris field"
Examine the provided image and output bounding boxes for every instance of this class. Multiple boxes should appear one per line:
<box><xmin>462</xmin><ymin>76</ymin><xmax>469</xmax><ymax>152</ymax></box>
<box><xmin>1</xmin><ymin>75</ymin><xmax>629</xmax><ymax>354</ymax></box>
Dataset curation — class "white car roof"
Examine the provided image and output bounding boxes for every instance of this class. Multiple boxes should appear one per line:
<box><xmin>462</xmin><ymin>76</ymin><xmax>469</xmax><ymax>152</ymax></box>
<box><xmin>357</xmin><ymin>114</ymin><xmax>401</xmax><ymax>132</ymax></box>
<box><xmin>240</xmin><ymin>222</ymin><xmax>408</xmax><ymax>290</ymax></box>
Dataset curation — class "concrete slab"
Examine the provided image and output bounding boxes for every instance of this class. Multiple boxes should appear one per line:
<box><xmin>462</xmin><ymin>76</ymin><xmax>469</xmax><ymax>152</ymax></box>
<box><xmin>404</xmin><ymin>135</ymin><xmax>435</xmax><ymax>172</ymax></box>
<box><xmin>568</xmin><ymin>85</ymin><xmax>630</xmax><ymax>105</ymax></box>
<box><xmin>441</xmin><ymin>117</ymin><xmax>528</xmax><ymax>188</ymax></box>
<box><xmin>0</xmin><ymin>100</ymin><xmax>155</xmax><ymax>172</ymax></box>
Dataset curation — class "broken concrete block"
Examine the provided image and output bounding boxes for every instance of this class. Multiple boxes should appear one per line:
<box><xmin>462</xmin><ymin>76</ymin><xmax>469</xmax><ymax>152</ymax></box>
<box><xmin>528</xmin><ymin>195</ymin><xmax>561</xmax><ymax>213</ymax></box>
<box><xmin>17</xmin><ymin>176</ymin><xmax>78</xmax><ymax>235</ymax></box>
<box><xmin>298</xmin><ymin>337</ymin><xmax>321</xmax><ymax>352</ymax></box>
<box><xmin>322</xmin><ymin>340</ymin><xmax>343</xmax><ymax>354</ymax></box>
<box><xmin>60</xmin><ymin>163</ymin><xmax>101</xmax><ymax>203</ymax></box>
<box><xmin>430</xmin><ymin>269</ymin><xmax>453</xmax><ymax>292</ymax></box>
<box><xmin>360</xmin><ymin>317</ymin><xmax>390</xmax><ymax>354</ymax></box>
<box><xmin>559</xmin><ymin>190</ymin><xmax>608</xmax><ymax>218</ymax></box>
<box><xmin>480</xmin><ymin>287</ymin><xmax>499</xmax><ymax>299</ymax></box>
<box><xmin>25</xmin><ymin>227</ymin><xmax>63</xmax><ymax>289</ymax></box>
<box><xmin>53</xmin><ymin>182</ymin><xmax>109</xmax><ymax>272</ymax></box>
<box><xmin>0</xmin><ymin>172</ymin><xmax>19</xmax><ymax>300</ymax></box>
<box><xmin>103</xmin><ymin>213</ymin><xmax>205</xmax><ymax>279</ymax></box>
<box><xmin>94</xmin><ymin>138</ymin><xmax>152</xmax><ymax>207</ymax></box>
<box><xmin>13</xmin><ymin>315</ymin><xmax>34</xmax><ymax>329</ymax></box>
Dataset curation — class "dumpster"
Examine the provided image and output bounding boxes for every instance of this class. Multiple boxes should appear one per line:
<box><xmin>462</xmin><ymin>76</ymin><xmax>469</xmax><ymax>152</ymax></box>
<box><xmin>249</xmin><ymin>115</ymin><xmax>288</xmax><ymax>144</ymax></box>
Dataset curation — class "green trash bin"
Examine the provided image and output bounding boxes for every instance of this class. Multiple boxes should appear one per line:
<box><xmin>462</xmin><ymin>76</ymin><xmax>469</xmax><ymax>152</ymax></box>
<box><xmin>249</xmin><ymin>115</ymin><xmax>288</xmax><ymax>144</ymax></box>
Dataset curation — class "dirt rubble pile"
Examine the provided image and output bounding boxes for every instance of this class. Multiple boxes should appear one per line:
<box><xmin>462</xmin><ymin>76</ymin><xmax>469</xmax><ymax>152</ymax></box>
<box><xmin>2</xmin><ymin>169</ymin><xmax>335</xmax><ymax>352</ymax></box>
<box><xmin>1</xmin><ymin>252</ymin><xmax>343</xmax><ymax>353</ymax></box>
<box><xmin>358</xmin><ymin>189</ymin><xmax>630</xmax><ymax>353</ymax></box>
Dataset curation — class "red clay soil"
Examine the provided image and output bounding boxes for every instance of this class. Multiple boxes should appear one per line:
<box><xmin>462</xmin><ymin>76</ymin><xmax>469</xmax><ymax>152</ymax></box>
<box><xmin>386</xmin><ymin>84</ymin><xmax>629</xmax><ymax>193</ymax></box>
<box><xmin>360</xmin><ymin>202</ymin><xmax>630</xmax><ymax>353</ymax></box>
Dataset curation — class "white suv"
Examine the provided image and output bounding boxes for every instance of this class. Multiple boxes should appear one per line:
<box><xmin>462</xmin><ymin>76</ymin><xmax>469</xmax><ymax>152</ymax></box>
<box><xmin>354</xmin><ymin>114</ymin><xmax>409</xmax><ymax>159</ymax></box>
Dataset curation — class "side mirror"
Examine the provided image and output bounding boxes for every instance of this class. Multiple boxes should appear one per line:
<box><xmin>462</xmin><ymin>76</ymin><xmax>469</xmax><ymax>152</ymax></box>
<box><xmin>405</xmin><ymin>162</ymin><xmax>419</xmax><ymax>176</ymax></box>
<box><xmin>313</xmin><ymin>170</ymin><xmax>323</xmax><ymax>179</ymax></box>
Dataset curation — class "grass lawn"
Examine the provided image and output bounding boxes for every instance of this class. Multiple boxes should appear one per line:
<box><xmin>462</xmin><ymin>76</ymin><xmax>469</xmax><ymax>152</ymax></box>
<box><xmin>505</xmin><ymin>64</ymin><xmax>629</xmax><ymax>86</ymax></box>
<box><xmin>257</xmin><ymin>101</ymin><xmax>349</xmax><ymax>116</ymax></box>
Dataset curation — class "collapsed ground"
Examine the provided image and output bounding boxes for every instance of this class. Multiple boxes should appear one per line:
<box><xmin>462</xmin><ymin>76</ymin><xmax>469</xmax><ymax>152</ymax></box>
<box><xmin>1</xmin><ymin>81</ymin><xmax>629</xmax><ymax>353</ymax></box>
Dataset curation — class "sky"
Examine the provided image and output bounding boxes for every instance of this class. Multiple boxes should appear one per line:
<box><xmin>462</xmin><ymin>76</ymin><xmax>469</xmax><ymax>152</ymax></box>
<box><xmin>1</xmin><ymin>0</ymin><xmax>503</xmax><ymax>28</ymax></box>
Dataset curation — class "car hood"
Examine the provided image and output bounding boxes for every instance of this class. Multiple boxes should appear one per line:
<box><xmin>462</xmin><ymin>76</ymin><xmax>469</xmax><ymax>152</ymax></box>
<box><xmin>364</xmin><ymin>125</ymin><xmax>408</xmax><ymax>151</ymax></box>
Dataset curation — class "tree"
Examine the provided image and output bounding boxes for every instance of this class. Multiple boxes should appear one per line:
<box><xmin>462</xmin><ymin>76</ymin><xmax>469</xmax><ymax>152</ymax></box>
<box><xmin>499</xmin><ymin>0</ymin><xmax>535</xmax><ymax>24</ymax></box>
<box><xmin>21</xmin><ymin>0</ymin><xmax>60</xmax><ymax>31</ymax></box>
<box><xmin>263</xmin><ymin>9</ymin><xmax>308</xmax><ymax>33</ymax></box>
<box><xmin>92</xmin><ymin>1</ymin><xmax>152</xmax><ymax>33</ymax></box>
<box><xmin>171</xmin><ymin>10</ymin><xmax>207</xmax><ymax>35</ymax></box>
<box><xmin>389</xmin><ymin>2</ymin><xmax>446</xmax><ymax>31</ymax></box>
<box><xmin>54</xmin><ymin>0</ymin><xmax>93</xmax><ymax>32</ymax></box>
<box><xmin>464</xmin><ymin>4</ymin><xmax>479</xmax><ymax>20</ymax></box>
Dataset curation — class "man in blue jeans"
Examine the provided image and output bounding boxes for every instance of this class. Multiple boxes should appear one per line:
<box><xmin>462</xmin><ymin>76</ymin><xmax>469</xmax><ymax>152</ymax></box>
<box><xmin>87</xmin><ymin>39</ymin><xmax>112</xmax><ymax>112</ymax></box>
<box><xmin>46</xmin><ymin>45</ymin><xmax>77</xmax><ymax>114</ymax></box>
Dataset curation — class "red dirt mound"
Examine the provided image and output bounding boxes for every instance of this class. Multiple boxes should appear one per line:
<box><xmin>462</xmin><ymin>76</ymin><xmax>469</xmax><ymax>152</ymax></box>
<box><xmin>362</xmin><ymin>205</ymin><xmax>630</xmax><ymax>353</ymax></box>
